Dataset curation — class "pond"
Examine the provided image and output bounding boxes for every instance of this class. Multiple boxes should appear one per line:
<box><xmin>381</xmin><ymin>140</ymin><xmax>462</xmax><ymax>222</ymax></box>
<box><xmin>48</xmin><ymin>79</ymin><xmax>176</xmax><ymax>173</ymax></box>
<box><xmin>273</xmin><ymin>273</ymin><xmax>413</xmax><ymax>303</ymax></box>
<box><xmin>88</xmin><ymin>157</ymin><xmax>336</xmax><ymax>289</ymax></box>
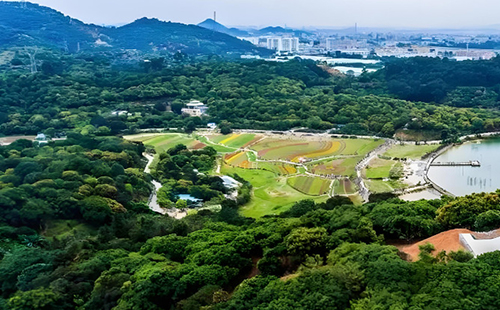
<box><xmin>427</xmin><ymin>139</ymin><xmax>500</xmax><ymax>196</ymax></box>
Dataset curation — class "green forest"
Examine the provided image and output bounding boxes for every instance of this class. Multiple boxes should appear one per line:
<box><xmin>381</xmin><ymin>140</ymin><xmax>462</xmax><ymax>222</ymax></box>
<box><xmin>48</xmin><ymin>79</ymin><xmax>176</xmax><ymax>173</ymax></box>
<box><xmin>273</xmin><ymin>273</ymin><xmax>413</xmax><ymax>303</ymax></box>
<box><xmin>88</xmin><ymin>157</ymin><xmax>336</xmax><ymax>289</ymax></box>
<box><xmin>4</xmin><ymin>8</ymin><xmax>500</xmax><ymax>306</ymax></box>
<box><xmin>3</xmin><ymin>49</ymin><xmax>500</xmax><ymax>141</ymax></box>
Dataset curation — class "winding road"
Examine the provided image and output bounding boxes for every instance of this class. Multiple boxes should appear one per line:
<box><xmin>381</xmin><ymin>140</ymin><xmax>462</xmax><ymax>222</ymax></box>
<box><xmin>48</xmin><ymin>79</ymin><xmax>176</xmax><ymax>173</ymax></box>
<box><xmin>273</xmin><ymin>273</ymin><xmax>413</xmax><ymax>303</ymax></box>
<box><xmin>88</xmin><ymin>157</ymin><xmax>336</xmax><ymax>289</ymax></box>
<box><xmin>143</xmin><ymin>153</ymin><xmax>188</xmax><ymax>219</ymax></box>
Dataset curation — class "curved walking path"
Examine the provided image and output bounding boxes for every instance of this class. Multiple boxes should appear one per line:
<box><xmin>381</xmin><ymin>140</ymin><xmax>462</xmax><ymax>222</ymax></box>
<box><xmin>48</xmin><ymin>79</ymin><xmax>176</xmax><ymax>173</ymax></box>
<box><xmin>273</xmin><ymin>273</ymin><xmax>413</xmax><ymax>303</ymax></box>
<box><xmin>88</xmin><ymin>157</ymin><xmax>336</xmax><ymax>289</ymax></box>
<box><xmin>143</xmin><ymin>153</ymin><xmax>188</xmax><ymax>219</ymax></box>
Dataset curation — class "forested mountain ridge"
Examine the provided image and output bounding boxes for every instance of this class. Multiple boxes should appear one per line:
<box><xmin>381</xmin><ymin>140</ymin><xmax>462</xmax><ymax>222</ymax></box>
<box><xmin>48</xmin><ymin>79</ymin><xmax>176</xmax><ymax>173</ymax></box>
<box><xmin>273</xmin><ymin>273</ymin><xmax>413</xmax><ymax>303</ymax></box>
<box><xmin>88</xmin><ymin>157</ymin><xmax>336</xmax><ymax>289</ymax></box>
<box><xmin>0</xmin><ymin>2</ymin><xmax>99</xmax><ymax>52</ymax></box>
<box><xmin>105</xmin><ymin>18</ymin><xmax>262</xmax><ymax>55</ymax></box>
<box><xmin>0</xmin><ymin>2</ymin><xmax>265</xmax><ymax>55</ymax></box>
<box><xmin>197</xmin><ymin>19</ymin><xmax>250</xmax><ymax>37</ymax></box>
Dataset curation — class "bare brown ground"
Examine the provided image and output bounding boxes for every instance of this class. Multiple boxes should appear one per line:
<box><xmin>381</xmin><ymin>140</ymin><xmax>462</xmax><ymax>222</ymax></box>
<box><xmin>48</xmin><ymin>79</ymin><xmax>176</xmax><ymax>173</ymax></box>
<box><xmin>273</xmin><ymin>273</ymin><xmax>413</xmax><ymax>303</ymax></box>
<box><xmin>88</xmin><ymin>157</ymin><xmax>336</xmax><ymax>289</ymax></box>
<box><xmin>394</xmin><ymin>228</ymin><xmax>500</xmax><ymax>262</ymax></box>
<box><xmin>0</xmin><ymin>136</ymin><xmax>36</xmax><ymax>144</ymax></box>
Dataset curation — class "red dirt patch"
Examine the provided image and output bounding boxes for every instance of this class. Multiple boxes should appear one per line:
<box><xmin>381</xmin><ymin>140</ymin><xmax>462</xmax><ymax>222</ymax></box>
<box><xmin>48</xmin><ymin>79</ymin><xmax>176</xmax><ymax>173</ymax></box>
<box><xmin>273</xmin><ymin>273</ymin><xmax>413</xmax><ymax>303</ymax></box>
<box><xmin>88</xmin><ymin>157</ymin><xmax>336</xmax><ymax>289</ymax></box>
<box><xmin>191</xmin><ymin>142</ymin><xmax>207</xmax><ymax>150</ymax></box>
<box><xmin>394</xmin><ymin>229</ymin><xmax>472</xmax><ymax>262</ymax></box>
<box><xmin>395</xmin><ymin>228</ymin><xmax>500</xmax><ymax>262</ymax></box>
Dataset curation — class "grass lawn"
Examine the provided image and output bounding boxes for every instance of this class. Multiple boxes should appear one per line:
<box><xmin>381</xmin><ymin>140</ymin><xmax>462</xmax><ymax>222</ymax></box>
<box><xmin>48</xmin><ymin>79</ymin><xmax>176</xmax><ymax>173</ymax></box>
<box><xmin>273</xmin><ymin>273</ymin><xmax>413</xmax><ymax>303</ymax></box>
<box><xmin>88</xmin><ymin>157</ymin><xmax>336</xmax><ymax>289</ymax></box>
<box><xmin>340</xmin><ymin>139</ymin><xmax>384</xmax><ymax>156</ymax></box>
<box><xmin>366</xmin><ymin>179</ymin><xmax>394</xmax><ymax>193</ymax></box>
<box><xmin>366</xmin><ymin>179</ymin><xmax>407</xmax><ymax>193</ymax></box>
<box><xmin>221</xmin><ymin>164</ymin><xmax>327</xmax><ymax>218</ymax></box>
<box><xmin>364</xmin><ymin>158</ymin><xmax>397</xmax><ymax>179</ymax></box>
<box><xmin>383</xmin><ymin>144</ymin><xmax>440</xmax><ymax>159</ymax></box>
<box><xmin>247</xmin><ymin>152</ymin><xmax>257</xmax><ymax>162</ymax></box>
<box><xmin>349</xmin><ymin>194</ymin><xmax>364</xmax><ymax>205</ymax></box>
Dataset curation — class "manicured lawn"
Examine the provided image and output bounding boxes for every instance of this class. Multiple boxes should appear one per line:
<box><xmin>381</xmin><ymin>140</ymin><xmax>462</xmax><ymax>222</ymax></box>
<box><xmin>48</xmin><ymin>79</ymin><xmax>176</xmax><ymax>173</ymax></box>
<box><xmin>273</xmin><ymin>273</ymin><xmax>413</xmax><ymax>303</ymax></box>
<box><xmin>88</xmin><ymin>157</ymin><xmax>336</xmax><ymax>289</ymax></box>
<box><xmin>383</xmin><ymin>144</ymin><xmax>439</xmax><ymax>159</ymax></box>
<box><xmin>366</xmin><ymin>179</ymin><xmax>407</xmax><ymax>193</ymax></box>
<box><xmin>366</xmin><ymin>179</ymin><xmax>394</xmax><ymax>193</ymax></box>
<box><xmin>340</xmin><ymin>139</ymin><xmax>384</xmax><ymax>156</ymax></box>
<box><xmin>221</xmin><ymin>165</ymin><xmax>327</xmax><ymax>218</ymax></box>
<box><xmin>364</xmin><ymin>158</ymin><xmax>397</xmax><ymax>179</ymax></box>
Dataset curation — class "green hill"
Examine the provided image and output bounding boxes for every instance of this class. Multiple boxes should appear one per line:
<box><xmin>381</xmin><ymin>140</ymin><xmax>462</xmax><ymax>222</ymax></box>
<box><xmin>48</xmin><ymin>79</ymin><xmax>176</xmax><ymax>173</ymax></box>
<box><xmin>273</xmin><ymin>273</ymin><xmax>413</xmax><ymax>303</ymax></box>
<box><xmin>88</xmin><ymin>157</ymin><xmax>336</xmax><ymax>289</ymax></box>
<box><xmin>0</xmin><ymin>2</ymin><xmax>266</xmax><ymax>55</ymax></box>
<box><xmin>105</xmin><ymin>18</ymin><xmax>262</xmax><ymax>55</ymax></box>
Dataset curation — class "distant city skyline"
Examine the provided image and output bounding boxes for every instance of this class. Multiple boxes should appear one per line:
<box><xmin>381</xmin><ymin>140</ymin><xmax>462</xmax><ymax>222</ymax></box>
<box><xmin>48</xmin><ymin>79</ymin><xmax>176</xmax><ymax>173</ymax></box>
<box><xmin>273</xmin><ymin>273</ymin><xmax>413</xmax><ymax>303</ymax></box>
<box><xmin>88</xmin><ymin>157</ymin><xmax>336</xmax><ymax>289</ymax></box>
<box><xmin>6</xmin><ymin>0</ymin><xmax>500</xmax><ymax>30</ymax></box>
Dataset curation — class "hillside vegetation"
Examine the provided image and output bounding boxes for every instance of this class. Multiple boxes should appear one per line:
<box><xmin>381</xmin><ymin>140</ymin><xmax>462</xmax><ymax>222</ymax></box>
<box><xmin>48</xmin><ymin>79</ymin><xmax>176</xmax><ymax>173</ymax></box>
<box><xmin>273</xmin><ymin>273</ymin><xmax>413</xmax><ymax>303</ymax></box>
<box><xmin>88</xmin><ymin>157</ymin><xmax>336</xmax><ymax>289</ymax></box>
<box><xmin>0</xmin><ymin>2</ymin><xmax>264</xmax><ymax>55</ymax></box>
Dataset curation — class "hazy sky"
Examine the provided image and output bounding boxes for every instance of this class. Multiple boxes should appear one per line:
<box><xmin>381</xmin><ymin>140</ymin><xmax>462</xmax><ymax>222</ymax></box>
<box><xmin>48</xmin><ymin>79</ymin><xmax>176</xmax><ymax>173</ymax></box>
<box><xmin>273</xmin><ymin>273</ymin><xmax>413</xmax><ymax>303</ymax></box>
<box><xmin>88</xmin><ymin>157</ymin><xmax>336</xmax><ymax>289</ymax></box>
<box><xmin>10</xmin><ymin>0</ymin><xmax>500</xmax><ymax>29</ymax></box>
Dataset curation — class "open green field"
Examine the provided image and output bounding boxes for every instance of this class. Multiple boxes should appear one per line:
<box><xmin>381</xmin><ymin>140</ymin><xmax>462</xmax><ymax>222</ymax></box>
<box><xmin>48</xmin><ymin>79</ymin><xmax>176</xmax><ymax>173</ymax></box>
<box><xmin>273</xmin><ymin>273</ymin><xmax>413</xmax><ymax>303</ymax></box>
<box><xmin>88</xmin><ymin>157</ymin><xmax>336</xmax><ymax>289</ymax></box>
<box><xmin>339</xmin><ymin>139</ymin><xmax>384</xmax><ymax>156</ymax></box>
<box><xmin>309</xmin><ymin>156</ymin><xmax>361</xmax><ymax>177</ymax></box>
<box><xmin>364</xmin><ymin>158</ymin><xmax>398</xmax><ymax>179</ymax></box>
<box><xmin>366</xmin><ymin>179</ymin><xmax>407</xmax><ymax>193</ymax></box>
<box><xmin>124</xmin><ymin>133</ymin><xmax>205</xmax><ymax>153</ymax></box>
<box><xmin>221</xmin><ymin>165</ymin><xmax>327</xmax><ymax>218</ymax></box>
<box><xmin>383</xmin><ymin>144</ymin><xmax>439</xmax><ymax>159</ymax></box>
<box><xmin>287</xmin><ymin>176</ymin><xmax>331</xmax><ymax>196</ymax></box>
<box><xmin>366</xmin><ymin>179</ymin><xmax>394</xmax><ymax>193</ymax></box>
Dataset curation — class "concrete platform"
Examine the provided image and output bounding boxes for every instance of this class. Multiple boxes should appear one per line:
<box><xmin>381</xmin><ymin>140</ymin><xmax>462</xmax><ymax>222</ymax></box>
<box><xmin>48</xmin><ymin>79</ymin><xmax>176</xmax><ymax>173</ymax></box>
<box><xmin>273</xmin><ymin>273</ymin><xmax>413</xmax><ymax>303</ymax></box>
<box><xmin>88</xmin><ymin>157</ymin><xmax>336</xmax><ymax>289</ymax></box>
<box><xmin>459</xmin><ymin>233</ymin><xmax>500</xmax><ymax>257</ymax></box>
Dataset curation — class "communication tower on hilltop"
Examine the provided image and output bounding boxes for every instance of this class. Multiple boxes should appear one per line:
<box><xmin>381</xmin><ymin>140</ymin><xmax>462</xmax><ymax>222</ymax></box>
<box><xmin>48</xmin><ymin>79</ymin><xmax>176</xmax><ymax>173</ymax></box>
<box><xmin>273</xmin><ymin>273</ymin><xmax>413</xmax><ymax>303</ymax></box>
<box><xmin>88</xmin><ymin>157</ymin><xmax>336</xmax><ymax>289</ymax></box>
<box><xmin>214</xmin><ymin>11</ymin><xmax>217</xmax><ymax>22</ymax></box>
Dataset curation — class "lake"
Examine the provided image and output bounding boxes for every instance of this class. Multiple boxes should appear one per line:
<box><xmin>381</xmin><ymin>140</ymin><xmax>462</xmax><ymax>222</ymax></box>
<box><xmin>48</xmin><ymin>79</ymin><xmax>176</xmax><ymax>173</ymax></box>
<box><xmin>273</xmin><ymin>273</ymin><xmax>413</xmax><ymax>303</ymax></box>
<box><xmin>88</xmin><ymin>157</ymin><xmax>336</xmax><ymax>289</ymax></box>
<box><xmin>427</xmin><ymin>139</ymin><xmax>500</xmax><ymax>196</ymax></box>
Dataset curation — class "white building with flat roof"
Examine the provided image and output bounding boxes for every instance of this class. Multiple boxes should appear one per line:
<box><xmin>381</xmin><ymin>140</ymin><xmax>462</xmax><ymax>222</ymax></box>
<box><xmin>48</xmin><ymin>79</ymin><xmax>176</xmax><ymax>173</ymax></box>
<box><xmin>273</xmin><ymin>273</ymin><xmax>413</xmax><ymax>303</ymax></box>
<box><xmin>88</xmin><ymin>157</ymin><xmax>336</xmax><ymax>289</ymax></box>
<box><xmin>181</xmin><ymin>100</ymin><xmax>208</xmax><ymax>117</ymax></box>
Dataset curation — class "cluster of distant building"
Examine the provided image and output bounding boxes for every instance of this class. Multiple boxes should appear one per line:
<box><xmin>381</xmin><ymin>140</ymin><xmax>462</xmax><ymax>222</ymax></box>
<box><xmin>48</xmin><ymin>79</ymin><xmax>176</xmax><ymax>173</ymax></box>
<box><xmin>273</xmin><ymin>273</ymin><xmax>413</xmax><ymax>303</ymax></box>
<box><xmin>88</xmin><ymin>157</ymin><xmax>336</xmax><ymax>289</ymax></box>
<box><xmin>240</xmin><ymin>32</ymin><xmax>499</xmax><ymax>61</ymax></box>
<box><xmin>242</xmin><ymin>36</ymin><xmax>300</xmax><ymax>52</ymax></box>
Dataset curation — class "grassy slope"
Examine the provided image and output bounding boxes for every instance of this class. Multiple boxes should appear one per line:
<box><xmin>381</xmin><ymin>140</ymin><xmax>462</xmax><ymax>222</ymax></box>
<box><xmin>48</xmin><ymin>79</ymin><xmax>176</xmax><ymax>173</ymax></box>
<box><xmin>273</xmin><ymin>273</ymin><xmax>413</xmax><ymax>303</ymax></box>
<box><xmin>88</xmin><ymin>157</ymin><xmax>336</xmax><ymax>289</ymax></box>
<box><xmin>196</xmin><ymin>135</ymin><xmax>236</xmax><ymax>153</ymax></box>
<box><xmin>383</xmin><ymin>144</ymin><xmax>439</xmax><ymax>159</ymax></box>
<box><xmin>221</xmin><ymin>164</ymin><xmax>327</xmax><ymax>218</ymax></box>
<box><xmin>287</xmin><ymin>176</ymin><xmax>331</xmax><ymax>196</ymax></box>
<box><xmin>340</xmin><ymin>139</ymin><xmax>384</xmax><ymax>156</ymax></box>
<box><xmin>364</xmin><ymin>158</ymin><xmax>397</xmax><ymax>179</ymax></box>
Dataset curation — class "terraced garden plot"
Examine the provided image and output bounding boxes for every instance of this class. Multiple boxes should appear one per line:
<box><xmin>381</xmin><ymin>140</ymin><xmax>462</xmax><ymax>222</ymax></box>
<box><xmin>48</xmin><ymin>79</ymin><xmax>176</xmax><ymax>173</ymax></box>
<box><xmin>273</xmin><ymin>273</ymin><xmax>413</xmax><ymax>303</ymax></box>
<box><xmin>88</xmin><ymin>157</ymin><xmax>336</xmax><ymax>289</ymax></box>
<box><xmin>196</xmin><ymin>136</ymin><xmax>235</xmax><ymax>153</ymax></box>
<box><xmin>383</xmin><ymin>144</ymin><xmax>439</xmax><ymax>159</ymax></box>
<box><xmin>252</xmin><ymin>139</ymin><xmax>344</xmax><ymax>162</ymax></box>
<box><xmin>309</xmin><ymin>157</ymin><xmax>361</xmax><ymax>177</ymax></box>
<box><xmin>224</xmin><ymin>152</ymin><xmax>257</xmax><ymax>169</ymax></box>
<box><xmin>287</xmin><ymin>176</ymin><xmax>332</xmax><ymax>196</ymax></box>
<box><xmin>258</xmin><ymin>162</ymin><xmax>297</xmax><ymax>175</ymax></box>
<box><xmin>209</xmin><ymin>134</ymin><xmax>261</xmax><ymax>149</ymax></box>
<box><xmin>124</xmin><ymin>133</ymin><xmax>204</xmax><ymax>152</ymax></box>
<box><xmin>332</xmin><ymin>179</ymin><xmax>357</xmax><ymax>195</ymax></box>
